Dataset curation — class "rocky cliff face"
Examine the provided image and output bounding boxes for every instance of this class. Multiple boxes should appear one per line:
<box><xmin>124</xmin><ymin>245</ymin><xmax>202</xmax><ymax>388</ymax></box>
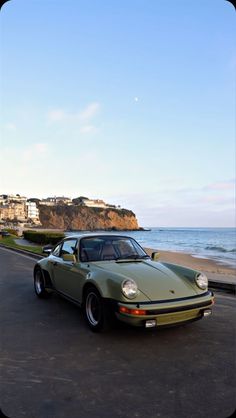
<box><xmin>39</xmin><ymin>205</ymin><xmax>139</xmax><ymax>230</ymax></box>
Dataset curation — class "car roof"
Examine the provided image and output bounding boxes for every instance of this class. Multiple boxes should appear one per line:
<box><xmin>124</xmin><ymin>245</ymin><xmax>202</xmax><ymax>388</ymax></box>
<box><xmin>64</xmin><ymin>232</ymin><xmax>132</xmax><ymax>241</ymax></box>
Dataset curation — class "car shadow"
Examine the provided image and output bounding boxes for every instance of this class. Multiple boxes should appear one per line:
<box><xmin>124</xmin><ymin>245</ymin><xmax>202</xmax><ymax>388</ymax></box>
<box><xmin>36</xmin><ymin>290</ymin><xmax>207</xmax><ymax>342</ymax></box>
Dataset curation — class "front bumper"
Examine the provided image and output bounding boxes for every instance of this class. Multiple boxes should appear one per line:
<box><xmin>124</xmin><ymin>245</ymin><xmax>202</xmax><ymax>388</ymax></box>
<box><xmin>115</xmin><ymin>291</ymin><xmax>214</xmax><ymax>328</ymax></box>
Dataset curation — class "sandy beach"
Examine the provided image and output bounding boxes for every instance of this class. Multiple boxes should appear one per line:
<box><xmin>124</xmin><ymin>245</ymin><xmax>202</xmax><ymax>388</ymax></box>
<box><xmin>144</xmin><ymin>248</ymin><xmax>236</xmax><ymax>284</ymax></box>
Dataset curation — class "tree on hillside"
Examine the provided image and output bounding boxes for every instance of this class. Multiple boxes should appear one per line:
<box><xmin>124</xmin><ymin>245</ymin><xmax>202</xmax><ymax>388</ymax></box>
<box><xmin>72</xmin><ymin>196</ymin><xmax>89</xmax><ymax>205</ymax></box>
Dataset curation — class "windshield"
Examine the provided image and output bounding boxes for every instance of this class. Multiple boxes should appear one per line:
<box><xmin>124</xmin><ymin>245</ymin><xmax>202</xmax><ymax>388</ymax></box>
<box><xmin>79</xmin><ymin>236</ymin><xmax>149</xmax><ymax>262</ymax></box>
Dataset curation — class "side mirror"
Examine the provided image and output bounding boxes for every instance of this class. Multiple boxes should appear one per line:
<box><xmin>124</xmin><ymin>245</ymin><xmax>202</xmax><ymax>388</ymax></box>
<box><xmin>42</xmin><ymin>245</ymin><xmax>53</xmax><ymax>255</ymax></box>
<box><xmin>151</xmin><ymin>252</ymin><xmax>160</xmax><ymax>261</ymax></box>
<box><xmin>62</xmin><ymin>254</ymin><xmax>76</xmax><ymax>263</ymax></box>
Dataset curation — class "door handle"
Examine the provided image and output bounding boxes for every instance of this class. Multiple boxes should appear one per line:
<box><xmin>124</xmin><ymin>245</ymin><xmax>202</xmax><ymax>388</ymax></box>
<box><xmin>52</xmin><ymin>261</ymin><xmax>58</xmax><ymax>266</ymax></box>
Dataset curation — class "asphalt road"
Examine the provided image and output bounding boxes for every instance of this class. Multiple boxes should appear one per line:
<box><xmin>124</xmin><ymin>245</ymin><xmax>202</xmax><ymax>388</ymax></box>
<box><xmin>0</xmin><ymin>247</ymin><xmax>235</xmax><ymax>418</ymax></box>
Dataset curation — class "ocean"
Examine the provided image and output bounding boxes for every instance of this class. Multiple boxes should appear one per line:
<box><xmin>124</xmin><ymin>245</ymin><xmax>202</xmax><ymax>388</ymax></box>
<box><xmin>67</xmin><ymin>227</ymin><xmax>236</xmax><ymax>268</ymax></box>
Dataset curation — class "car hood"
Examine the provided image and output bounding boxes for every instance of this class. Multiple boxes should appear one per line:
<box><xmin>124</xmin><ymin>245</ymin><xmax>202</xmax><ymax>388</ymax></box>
<box><xmin>93</xmin><ymin>260</ymin><xmax>198</xmax><ymax>301</ymax></box>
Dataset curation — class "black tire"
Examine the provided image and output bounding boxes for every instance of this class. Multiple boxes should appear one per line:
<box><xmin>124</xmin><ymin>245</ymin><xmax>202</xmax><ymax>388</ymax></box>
<box><xmin>34</xmin><ymin>268</ymin><xmax>51</xmax><ymax>299</ymax></box>
<box><xmin>83</xmin><ymin>286</ymin><xmax>112</xmax><ymax>332</ymax></box>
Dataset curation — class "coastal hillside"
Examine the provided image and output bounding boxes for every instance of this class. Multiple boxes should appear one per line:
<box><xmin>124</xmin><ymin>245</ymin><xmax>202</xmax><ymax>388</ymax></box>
<box><xmin>39</xmin><ymin>205</ymin><xmax>139</xmax><ymax>230</ymax></box>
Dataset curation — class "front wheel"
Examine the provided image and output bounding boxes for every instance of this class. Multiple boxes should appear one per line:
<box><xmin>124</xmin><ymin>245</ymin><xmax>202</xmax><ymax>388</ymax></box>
<box><xmin>83</xmin><ymin>287</ymin><xmax>112</xmax><ymax>332</ymax></box>
<box><xmin>34</xmin><ymin>268</ymin><xmax>51</xmax><ymax>299</ymax></box>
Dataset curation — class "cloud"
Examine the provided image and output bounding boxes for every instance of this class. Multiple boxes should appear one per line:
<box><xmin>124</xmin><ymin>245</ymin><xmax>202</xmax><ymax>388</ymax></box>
<box><xmin>48</xmin><ymin>109</ymin><xmax>66</xmax><ymax>122</ymax></box>
<box><xmin>79</xmin><ymin>125</ymin><xmax>97</xmax><ymax>134</ymax></box>
<box><xmin>78</xmin><ymin>102</ymin><xmax>100</xmax><ymax>121</ymax></box>
<box><xmin>47</xmin><ymin>102</ymin><xmax>101</xmax><ymax>135</ymax></box>
<box><xmin>204</xmin><ymin>179</ymin><xmax>235</xmax><ymax>191</ymax></box>
<box><xmin>48</xmin><ymin>102</ymin><xmax>100</xmax><ymax>123</ymax></box>
<box><xmin>23</xmin><ymin>143</ymin><xmax>49</xmax><ymax>161</ymax></box>
<box><xmin>201</xmin><ymin>195</ymin><xmax>234</xmax><ymax>205</ymax></box>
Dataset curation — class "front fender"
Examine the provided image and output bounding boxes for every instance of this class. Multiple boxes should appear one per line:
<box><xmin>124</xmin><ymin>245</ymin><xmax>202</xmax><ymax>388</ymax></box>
<box><xmin>83</xmin><ymin>270</ymin><xmax>150</xmax><ymax>303</ymax></box>
<box><xmin>161</xmin><ymin>262</ymin><xmax>204</xmax><ymax>294</ymax></box>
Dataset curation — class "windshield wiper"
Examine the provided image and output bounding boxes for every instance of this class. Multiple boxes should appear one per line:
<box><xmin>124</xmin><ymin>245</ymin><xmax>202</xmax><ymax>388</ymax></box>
<box><xmin>115</xmin><ymin>255</ymin><xmax>150</xmax><ymax>261</ymax></box>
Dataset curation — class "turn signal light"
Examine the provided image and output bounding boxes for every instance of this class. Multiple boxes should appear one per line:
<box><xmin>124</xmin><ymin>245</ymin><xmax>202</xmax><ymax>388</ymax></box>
<box><xmin>119</xmin><ymin>306</ymin><xmax>130</xmax><ymax>314</ymax></box>
<box><xmin>130</xmin><ymin>309</ymin><xmax>146</xmax><ymax>315</ymax></box>
<box><xmin>119</xmin><ymin>306</ymin><xmax>146</xmax><ymax>316</ymax></box>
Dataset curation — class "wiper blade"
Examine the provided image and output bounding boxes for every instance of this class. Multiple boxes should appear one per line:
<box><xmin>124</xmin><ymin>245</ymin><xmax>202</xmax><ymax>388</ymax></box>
<box><xmin>115</xmin><ymin>255</ymin><xmax>150</xmax><ymax>261</ymax></box>
<box><xmin>126</xmin><ymin>255</ymin><xmax>150</xmax><ymax>259</ymax></box>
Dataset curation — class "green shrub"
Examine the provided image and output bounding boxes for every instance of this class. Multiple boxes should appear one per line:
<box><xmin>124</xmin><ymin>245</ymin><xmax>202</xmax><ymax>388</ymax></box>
<box><xmin>23</xmin><ymin>230</ymin><xmax>65</xmax><ymax>245</ymax></box>
<box><xmin>4</xmin><ymin>228</ymin><xmax>19</xmax><ymax>236</ymax></box>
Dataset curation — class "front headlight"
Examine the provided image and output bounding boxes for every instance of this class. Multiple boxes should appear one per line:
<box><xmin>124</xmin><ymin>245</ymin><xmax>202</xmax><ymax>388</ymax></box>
<box><xmin>121</xmin><ymin>279</ymin><xmax>138</xmax><ymax>299</ymax></box>
<box><xmin>195</xmin><ymin>273</ymin><xmax>208</xmax><ymax>290</ymax></box>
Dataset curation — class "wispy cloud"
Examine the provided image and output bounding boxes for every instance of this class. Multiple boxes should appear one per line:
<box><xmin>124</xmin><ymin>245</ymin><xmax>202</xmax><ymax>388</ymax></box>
<box><xmin>78</xmin><ymin>102</ymin><xmax>100</xmax><ymax>121</ymax></box>
<box><xmin>79</xmin><ymin>125</ymin><xmax>97</xmax><ymax>134</ymax></box>
<box><xmin>47</xmin><ymin>109</ymin><xmax>66</xmax><ymax>122</ymax></box>
<box><xmin>47</xmin><ymin>102</ymin><xmax>101</xmax><ymax>135</ymax></box>
<box><xmin>201</xmin><ymin>195</ymin><xmax>234</xmax><ymax>205</ymax></box>
<box><xmin>204</xmin><ymin>179</ymin><xmax>235</xmax><ymax>191</ymax></box>
<box><xmin>23</xmin><ymin>143</ymin><xmax>49</xmax><ymax>161</ymax></box>
<box><xmin>48</xmin><ymin>102</ymin><xmax>100</xmax><ymax>122</ymax></box>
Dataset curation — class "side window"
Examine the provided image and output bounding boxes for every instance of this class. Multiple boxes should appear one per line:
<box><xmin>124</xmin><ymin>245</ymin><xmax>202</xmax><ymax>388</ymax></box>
<box><xmin>52</xmin><ymin>244</ymin><xmax>61</xmax><ymax>257</ymax></box>
<box><xmin>61</xmin><ymin>239</ymin><xmax>78</xmax><ymax>256</ymax></box>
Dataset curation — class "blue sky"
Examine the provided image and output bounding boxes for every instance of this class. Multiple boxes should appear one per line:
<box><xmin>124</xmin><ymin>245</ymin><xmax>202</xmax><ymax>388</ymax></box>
<box><xmin>0</xmin><ymin>0</ymin><xmax>235</xmax><ymax>227</ymax></box>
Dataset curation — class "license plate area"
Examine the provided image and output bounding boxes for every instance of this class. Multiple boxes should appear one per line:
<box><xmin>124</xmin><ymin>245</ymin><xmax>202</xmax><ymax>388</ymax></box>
<box><xmin>155</xmin><ymin>308</ymin><xmax>201</xmax><ymax>325</ymax></box>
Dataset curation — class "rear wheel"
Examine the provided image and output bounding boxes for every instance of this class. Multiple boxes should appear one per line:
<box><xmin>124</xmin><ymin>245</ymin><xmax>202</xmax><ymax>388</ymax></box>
<box><xmin>83</xmin><ymin>287</ymin><xmax>112</xmax><ymax>332</ymax></box>
<box><xmin>34</xmin><ymin>268</ymin><xmax>51</xmax><ymax>299</ymax></box>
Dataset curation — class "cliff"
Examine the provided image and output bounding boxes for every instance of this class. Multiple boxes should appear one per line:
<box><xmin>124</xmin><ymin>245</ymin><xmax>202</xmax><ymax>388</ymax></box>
<box><xmin>38</xmin><ymin>205</ymin><xmax>139</xmax><ymax>230</ymax></box>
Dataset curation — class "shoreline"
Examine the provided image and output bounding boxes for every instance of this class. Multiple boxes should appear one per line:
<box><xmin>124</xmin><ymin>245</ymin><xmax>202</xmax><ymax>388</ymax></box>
<box><xmin>144</xmin><ymin>247</ymin><xmax>236</xmax><ymax>284</ymax></box>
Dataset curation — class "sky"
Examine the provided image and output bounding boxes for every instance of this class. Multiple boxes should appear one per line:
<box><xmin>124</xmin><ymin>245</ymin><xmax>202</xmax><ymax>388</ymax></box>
<box><xmin>0</xmin><ymin>0</ymin><xmax>235</xmax><ymax>227</ymax></box>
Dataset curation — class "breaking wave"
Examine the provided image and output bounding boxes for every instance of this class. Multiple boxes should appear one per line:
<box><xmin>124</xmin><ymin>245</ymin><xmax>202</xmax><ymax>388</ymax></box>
<box><xmin>205</xmin><ymin>246</ymin><xmax>236</xmax><ymax>253</ymax></box>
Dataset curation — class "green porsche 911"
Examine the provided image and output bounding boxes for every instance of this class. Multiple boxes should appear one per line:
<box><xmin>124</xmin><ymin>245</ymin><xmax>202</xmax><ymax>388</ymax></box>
<box><xmin>34</xmin><ymin>234</ymin><xmax>214</xmax><ymax>332</ymax></box>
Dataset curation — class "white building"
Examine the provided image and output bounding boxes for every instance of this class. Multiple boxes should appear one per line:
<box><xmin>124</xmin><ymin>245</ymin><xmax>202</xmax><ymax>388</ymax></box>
<box><xmin>55</xmin><ymin>196</ymin><xmax>72</xmax><ymax>205</ymax></box>
<box><xmin>82</xmin><ymin>199</ymin><xmax>107</xmax><ymax>208</ymax></box>
<box><xmin>0</xmin><ymin>203</ymin><xmax>26</xmax><ymax>221</ymax></box>
<box><xmin>40</xmin><ymin>197</ymin><xmax>56</xmax><ymax>206</ymax></box>
<box><xmin>0</xmin><ymin>194</ymin><xmax>27</xmax><ymax>204</ymax></box>
<box><xmin>26</xmin><ymin>201</ymin><xmax>39</xmax><ymax>220</ymax></box>
<box><xmin>9</xmin><ymin>194</ymin><xmax>27</xmax><ymax>203</ymax></box>
<box><xmin>40</xmin><ymin>196</ymin><xmax>72</xmax><ymax>206</ymax></box>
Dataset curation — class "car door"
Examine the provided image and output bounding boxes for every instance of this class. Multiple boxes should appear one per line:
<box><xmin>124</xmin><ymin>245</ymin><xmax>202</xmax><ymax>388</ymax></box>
<box><xmin>52</xmin><ymin>238</ymin><xmax>83</xmax><ymax>300</ymax></box>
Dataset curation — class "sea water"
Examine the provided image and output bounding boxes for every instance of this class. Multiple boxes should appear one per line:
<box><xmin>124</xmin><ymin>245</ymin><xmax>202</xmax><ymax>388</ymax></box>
<box><xmin>125</xmin><ymin>227</ymin><xmax>236</xmax><ymax>268</ymax></box>
<box><xmin>68</xmin><ymin>227</ymin><xmax>236</xmax><ymax>268</ymax></box>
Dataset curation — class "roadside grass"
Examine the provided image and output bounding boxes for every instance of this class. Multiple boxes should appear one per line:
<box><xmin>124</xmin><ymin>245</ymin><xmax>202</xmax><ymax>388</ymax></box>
<box><xmin>0</xmin><ymin>235</ymin><xmax>43</xmax><ymax>255</ymax></box>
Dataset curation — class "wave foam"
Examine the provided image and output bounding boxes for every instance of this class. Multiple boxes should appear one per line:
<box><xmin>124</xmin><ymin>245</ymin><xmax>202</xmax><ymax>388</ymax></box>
<box><xmin>205</xmin><ymin>246</ymin><xmax>236</xmax><ymax>253</ymax></box>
